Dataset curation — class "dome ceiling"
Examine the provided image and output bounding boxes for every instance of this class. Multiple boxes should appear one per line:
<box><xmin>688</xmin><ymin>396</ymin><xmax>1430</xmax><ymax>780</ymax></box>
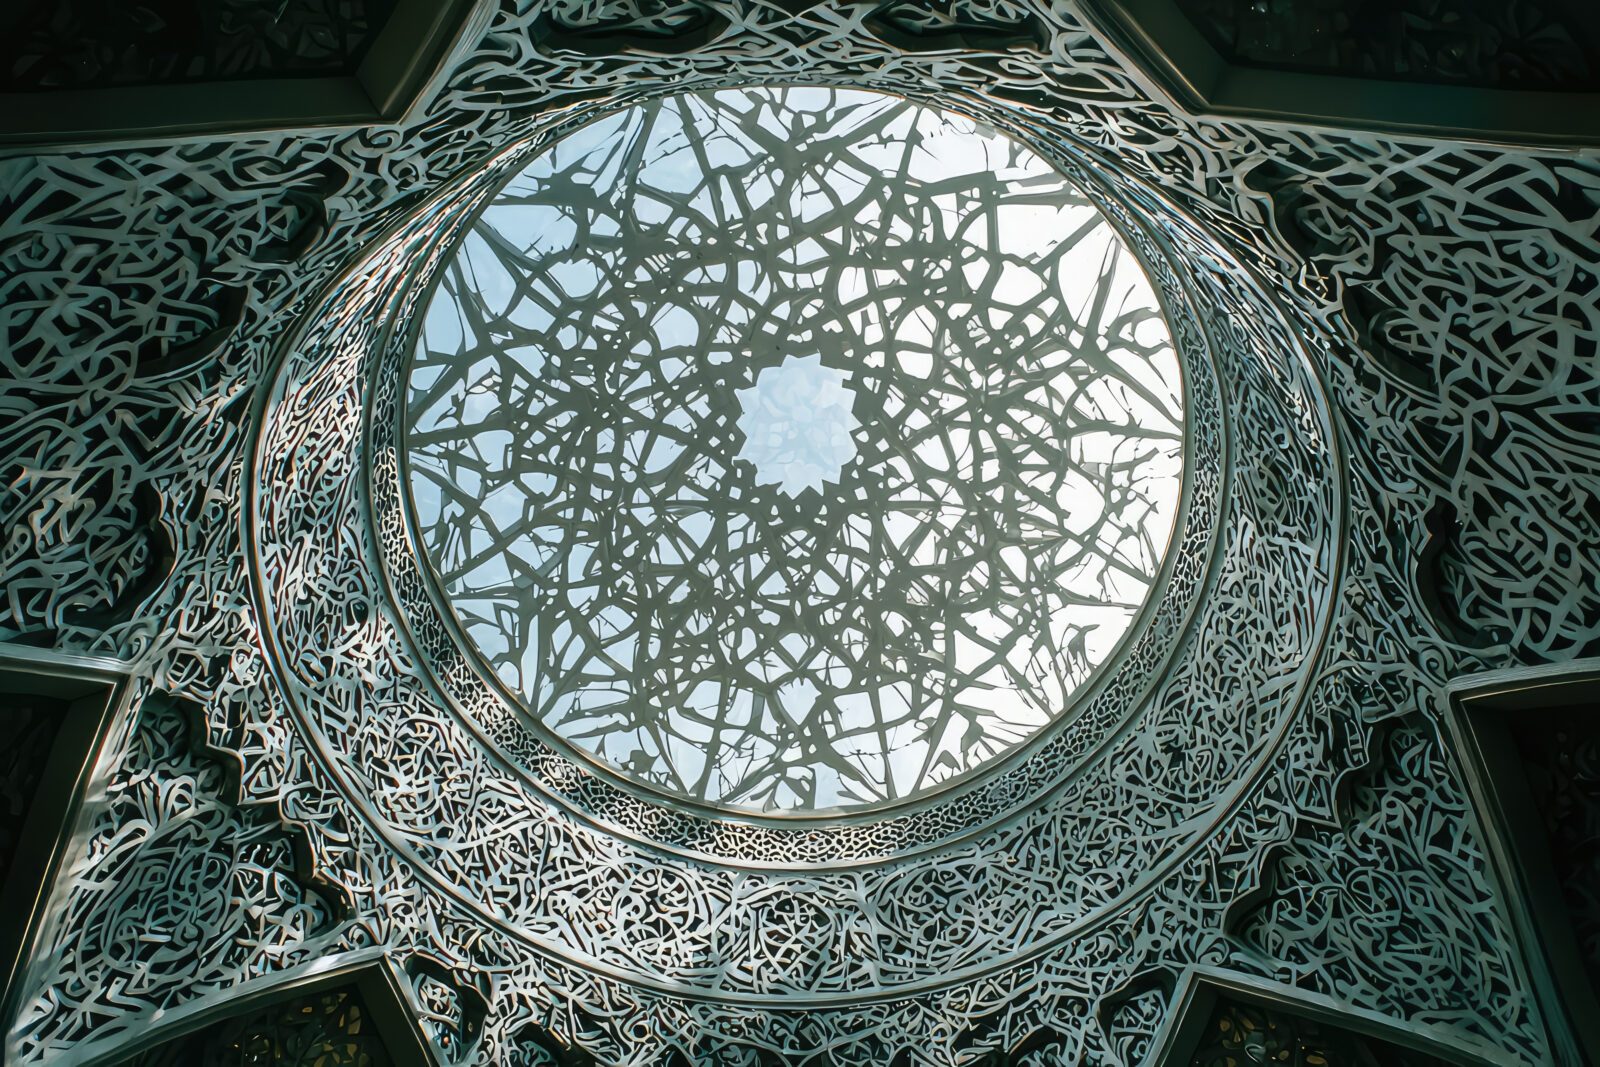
<box><xmin>1</xmin><ymin>3</ymin><xmax>1597</xmax><ymax>1066</ymax></box>
<box><xmin>405</xmin><ymin>86</ymin><xmax>1186</xmax><ymax>813</ymax></box>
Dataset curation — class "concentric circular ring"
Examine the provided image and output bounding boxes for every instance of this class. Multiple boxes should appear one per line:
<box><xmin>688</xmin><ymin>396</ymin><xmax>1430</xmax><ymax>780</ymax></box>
<box><xmin>249</xmin><ymin>81</ymin><xmax>1337</xmax><ymax>1003</ymax></box>
<box><xmin>403</xmin><ymin>88</ymin><xmax>1187</xmax><ymax>814</ymax></box>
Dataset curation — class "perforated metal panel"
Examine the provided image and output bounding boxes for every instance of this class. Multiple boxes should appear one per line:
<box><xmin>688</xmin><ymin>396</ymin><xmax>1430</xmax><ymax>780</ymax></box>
<box><xmin>2</xmin><ymin>3</ymin><xmax>1597</xmax><ymax>1064</ymax></box>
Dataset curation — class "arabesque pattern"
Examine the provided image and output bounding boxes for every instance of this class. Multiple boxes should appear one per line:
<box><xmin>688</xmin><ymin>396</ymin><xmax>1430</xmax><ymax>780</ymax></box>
<box><xmin>0</xmin><ymin>0</ymin><xmax>394</xmax><ymax>90</ymax></box>
<box><xmin>0</xmin><ymin>1</ymin><xmax>1596</xmax><ymax>1065</ymax></box>
<box><xmin>406</xmin><ymin>87</ymin><xmax>1184</xmax><ymax>812</ymax></box>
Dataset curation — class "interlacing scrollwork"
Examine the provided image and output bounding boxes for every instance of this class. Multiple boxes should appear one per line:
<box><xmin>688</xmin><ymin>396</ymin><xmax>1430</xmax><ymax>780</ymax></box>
<box><xmin>1190</xmin><ymin>994</ymin><xmax>1454</xmax><ymax>1067</ymax></box>
<box><xmin>1505</xmin><ymin>715</ymin><xmax>1600</xmax><ymax>988</ymax></box>
<box><xmin>123</xmin><ymin>985</ymin><xmax>396</xmax><ymax>1067</ymax></box>
<box><xmin>407</xmin><ymin>953</ymin><xmax>491</xmax><ymax>1059</ymax></box>
<box><xmin>1</xmin><ymin>0</ymin><xmax>1596</xmax><ymax>1064</ymax></box>
<box><xmin>0</xmin><ymin>0</ymin><xmax>392</xmax><ymax>90</ymax></box>
<box><xmin>1227</xmin><ymin>722</ymin><xmax>1546</xmax><ymax>1061</ymax></box>
<box><xmin>1100</xmin><ymin>980</ymin><xmax>1169</xmax><ymax>1066</ymax></box>
<box><xmin>0</xmin><ymin>144</ymin><xmax>346</xmax><ymax>644</ymax></box>
<box><xmin>1239</xmin><ymin>150</ymin><xmax>1600</xmax><ymax>663</ymax></box>
<box><xmin>357</xmin><ymin>83</ymin><xmax>1230</xmax><ymax>866</ymax></box>
<box><xmin>11</xmin><ymin>692</ymin><xmax>353</xmax><ymax>1058</ymax></box>
<box><xmin>406</xmin><ymin>87</ymin><xmax>1185</xmax><ymax>812</ymax></box>
<box><xmin>1174</xmin><ymin>0</ymin><xmax>1599</xmax><ymax>91</ymax></box>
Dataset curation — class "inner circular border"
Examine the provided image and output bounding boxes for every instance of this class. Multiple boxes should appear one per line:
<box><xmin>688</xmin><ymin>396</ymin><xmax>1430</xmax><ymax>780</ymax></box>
<box><xmin>397</xmin><ymin>86</ymin><xmax>1195</xmax><ymax>818</ymax></box>
<box><xmin>367</xmin><ymin>83</ymin><xmax>1227</xmax><ymax>860</ymax></box>
<box><xmin>242</xmin><ymin>75</ymin><xmax>1341</xmax><ymax>999</ymax></box>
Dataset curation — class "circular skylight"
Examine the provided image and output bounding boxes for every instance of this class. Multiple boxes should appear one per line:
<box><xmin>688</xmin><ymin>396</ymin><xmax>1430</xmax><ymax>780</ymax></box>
<box><xmin>404</xmin><ymin>87</ymin><xmax>1184</xmax><ymax>814</ymax></box>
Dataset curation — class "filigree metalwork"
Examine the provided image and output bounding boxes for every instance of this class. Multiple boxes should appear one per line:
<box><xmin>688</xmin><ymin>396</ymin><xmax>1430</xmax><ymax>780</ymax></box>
<box><xmin>10</xmin><ymin>694</ymin><xmax>349</xmax><ymax>1058</ymax></box>
<box><xmin>1228</xmin><ymin>723</ymin><xmax>1539</xmax><ymax>1055</ymax></box>
<box><xmin>1510</xmin><ymin>716</ymin><xmax>1600</xmax><ymax>989</ymax></box>
<box><xmin>1190</xmin><ymin>996</ymin><xmax>1453</xmax><ymax>1067</ymax></box>
<box><xmin>249</xmin><ymin>66</ymin><xmax>1331</xmax><ymax>1035</ymax></box>
<box><xmin>1239</xmin><ymin>150</ymin><xmax>1600</xmax><ymax>665</ymax></box>
<box><xmin>1102</xmin><ymin>983</ymin><xmax>1168</xmax><ymax>1065</ymax></box>
<box><xmin>407</xmin><ymin>953</ymin><xmax>489</xmax><ymax>1060</ymax></box>
<box><xmin>405</xmin><ymin>87</ymin><xmax>1184</xmax><ymax>811</ymax></box>
<box><xmin>0</xmin><ymin>0</ymin><xmax>396</xmax><ymax>91</ymax></box>
<box><xmin>352</xmin><ymin>85</ymin><xmax>1231</xmax><ymax>867</ymax></box>
<box><xmin>1174</xmin><ymin>0</ymin><xmax>1600</xmax><ymax>91</ymax></box>
<box><xmin>122</xmin><ymin>985</ymin><xmax>395</xmax><ymax>1067</ymax></box>
<box><xmin>2</xmin><ymin>0</ymin><xmax>1597</xmax><ymax>1064</ymax></box>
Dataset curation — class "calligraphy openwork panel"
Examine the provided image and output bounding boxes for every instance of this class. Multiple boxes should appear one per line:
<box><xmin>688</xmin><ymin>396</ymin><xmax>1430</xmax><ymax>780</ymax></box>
<box><xmin>5</xmin><ymin>1</ymin><xmax>1594</xmax><ymax>1064</ymax></box>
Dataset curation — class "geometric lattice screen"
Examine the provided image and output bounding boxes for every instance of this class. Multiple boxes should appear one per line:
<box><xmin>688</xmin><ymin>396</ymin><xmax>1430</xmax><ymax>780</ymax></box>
<box><xmin>1448</xmin><ymin>671</ymin><xmax>1600</xmax><ymax>1065</ymax></box>
<box><xmin>1183</xmin><ymin>998</ymin><xmax>1456</xmax><ymax>1067</ymax></box>
<box><xmin>0</xmin><ymin>0</ymin><xmax>396</xmax><ymax>91</ymax></box>
<box><xmin>3</xmin><ymin>2</ymin><xmax>1599</xmax><ymax>1065</ymax></box>
<box><xmin>0</xmin><ymin>651</ymin><xmax>128</xmax><ymax>1046</ymax></box>
<box><xmin>120</xmin><ymin>986</ymin><xmax>401</xmax><ymax>1067</ymax></box>
<box><xmin>406</xmin><ymin>86</ymin><xmax>1186</xmax><ymax>814</ymax></box>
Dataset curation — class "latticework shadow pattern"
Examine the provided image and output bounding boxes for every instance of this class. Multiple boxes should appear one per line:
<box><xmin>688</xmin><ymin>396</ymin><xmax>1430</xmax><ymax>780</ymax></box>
<box><xmin>406</xmin><ymin>87</ymin><xmax>1184</xmax><ymax>811</ymax></box>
